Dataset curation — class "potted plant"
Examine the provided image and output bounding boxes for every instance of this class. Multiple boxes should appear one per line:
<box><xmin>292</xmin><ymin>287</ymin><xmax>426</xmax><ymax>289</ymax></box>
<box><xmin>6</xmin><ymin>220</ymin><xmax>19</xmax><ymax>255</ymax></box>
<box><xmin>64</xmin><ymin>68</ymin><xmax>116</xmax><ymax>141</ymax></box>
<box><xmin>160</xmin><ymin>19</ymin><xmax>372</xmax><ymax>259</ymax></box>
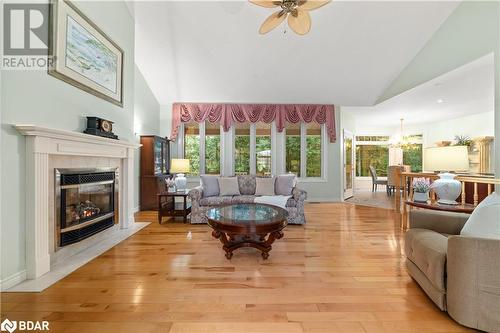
<box><xmin>412</xmin><ymin>177</ymin><xmax>431</xmax><ymax>203</ymax></box>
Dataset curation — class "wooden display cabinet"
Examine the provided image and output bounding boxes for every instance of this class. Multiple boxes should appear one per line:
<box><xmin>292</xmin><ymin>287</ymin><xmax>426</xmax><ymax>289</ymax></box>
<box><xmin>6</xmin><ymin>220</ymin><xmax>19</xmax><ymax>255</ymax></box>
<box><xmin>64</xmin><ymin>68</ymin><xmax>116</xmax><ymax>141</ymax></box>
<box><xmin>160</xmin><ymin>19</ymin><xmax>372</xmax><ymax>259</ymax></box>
<box><xmin>140</xmin><ymin>136</ymin><xmax>171</xmax><ymax>210</ymax></box>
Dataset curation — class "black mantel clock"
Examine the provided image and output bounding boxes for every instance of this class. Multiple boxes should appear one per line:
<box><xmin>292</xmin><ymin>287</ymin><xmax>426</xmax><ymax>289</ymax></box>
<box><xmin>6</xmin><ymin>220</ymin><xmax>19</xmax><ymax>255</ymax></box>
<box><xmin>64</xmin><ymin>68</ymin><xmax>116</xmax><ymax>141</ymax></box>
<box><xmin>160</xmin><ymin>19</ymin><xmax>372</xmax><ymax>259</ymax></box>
<box><xmin>84</xmin><ymin>117</ymin><xmax>118</xmax><ymax>139</ymax></box>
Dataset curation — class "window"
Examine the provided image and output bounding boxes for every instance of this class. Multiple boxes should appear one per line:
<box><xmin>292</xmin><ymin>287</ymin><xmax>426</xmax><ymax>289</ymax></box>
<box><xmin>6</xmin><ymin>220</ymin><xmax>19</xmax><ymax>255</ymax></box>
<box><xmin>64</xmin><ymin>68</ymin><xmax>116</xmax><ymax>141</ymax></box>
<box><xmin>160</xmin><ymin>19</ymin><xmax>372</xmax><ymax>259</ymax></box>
<box><xmin>356</xmin><ymin>144</ymin><xmax>389</xmax><ymax>177</ymax></box>
<box><xmin>181</xmin><ymin>121</ymin><xmax>324</xmax><ymax>178</ymax></box>
<box><xmin>285</xmin><ymin>123</ymin><xmax>323</xmax><ymax>178</ymax></box>
<box><xmin>402</xmin><ymin>135</ymin><xmax>423</xmax><ymax>172</ymax></box>
<box><xmin>183</xmin><ymin>121</ymin><xmax>220</xmax><ymax>176</ymax></box>
<box><xmin>234</xmin><ymin>123</ymin><xmax>250</xmax><ymax>175</ymax></box>
<box><xmin>356</xmin><ymin>135</ymin><xmax>390</xmax><ymax>142</ymax></box>
<box><xmin>255</xmin><ymin>123</ymin><xmax>271</xmax><ymax>176</ymax></box>
<box><xmin>285</xmin><ymin>123</ymin><xmax>301</xmax><ymax>177</ymax></box>
<box><xmin>205</xmin><ymin>121</ymin><xmax>221</xmax><ymax>174</ymax></box>
<box><xmin>306</xmin><ymin>123</ymin><xmax>322</xmax><ymax>177</ymax></box>
<box><xmin>354</xmin><ymin>134</ymin><xmax>423</xmax><ymax>176</ymax></box>
<box><xmin>184</xmin><ymin>121</ymin><xmax>200</xmax><ymax>176</ymax></box>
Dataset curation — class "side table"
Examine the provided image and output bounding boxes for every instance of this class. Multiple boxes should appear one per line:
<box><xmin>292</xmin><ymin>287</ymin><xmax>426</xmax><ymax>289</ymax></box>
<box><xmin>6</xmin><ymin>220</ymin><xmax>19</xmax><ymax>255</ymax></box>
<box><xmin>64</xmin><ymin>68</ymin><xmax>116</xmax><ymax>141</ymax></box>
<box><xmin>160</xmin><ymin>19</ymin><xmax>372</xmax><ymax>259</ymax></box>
<box><xmin>158</xmin><ymin>189</ymin><xmax>191</xmax><ymax>224</ymax></box>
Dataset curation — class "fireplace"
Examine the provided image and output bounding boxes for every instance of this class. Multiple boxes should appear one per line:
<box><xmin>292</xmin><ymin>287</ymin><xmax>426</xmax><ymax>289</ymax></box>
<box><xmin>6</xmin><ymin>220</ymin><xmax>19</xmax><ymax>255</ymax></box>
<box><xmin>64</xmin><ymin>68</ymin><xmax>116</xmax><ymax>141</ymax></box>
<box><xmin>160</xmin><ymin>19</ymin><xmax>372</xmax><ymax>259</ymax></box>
<box><xmin>55</xmin><ymin>168</ymin><xmax>118</xmax><ymax>247</ymax></box>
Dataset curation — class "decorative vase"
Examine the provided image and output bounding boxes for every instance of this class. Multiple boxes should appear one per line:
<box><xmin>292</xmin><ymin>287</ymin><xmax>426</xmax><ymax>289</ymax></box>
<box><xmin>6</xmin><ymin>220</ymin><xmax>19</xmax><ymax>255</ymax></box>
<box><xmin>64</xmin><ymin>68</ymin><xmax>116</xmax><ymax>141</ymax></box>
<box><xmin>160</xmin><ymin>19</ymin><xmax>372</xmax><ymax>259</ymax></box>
<box><xmin>414</xmin><ymin>191</ymin><xmax>429</xmax><ymax>203</ymax></box>
<box><xmin>432</xmin><ymin>172</ymin><xmax>461</xmax><ymax>205</ymax></box>
<box><xmin>174</xmin><ymin>173</ymin><xmax>187</xmax><ymax>191</ymax></box>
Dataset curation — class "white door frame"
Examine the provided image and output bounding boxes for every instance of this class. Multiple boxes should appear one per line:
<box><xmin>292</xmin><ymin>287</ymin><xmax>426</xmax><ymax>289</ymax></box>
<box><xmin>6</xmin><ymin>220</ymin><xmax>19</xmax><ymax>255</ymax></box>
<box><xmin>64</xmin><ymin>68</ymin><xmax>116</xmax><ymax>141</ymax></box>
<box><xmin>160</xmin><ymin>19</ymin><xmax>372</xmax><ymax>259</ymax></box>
<box><xmin>343</xmin><ymin>129</ymin><xmax>355</xmax><ymax>199</ymax></box>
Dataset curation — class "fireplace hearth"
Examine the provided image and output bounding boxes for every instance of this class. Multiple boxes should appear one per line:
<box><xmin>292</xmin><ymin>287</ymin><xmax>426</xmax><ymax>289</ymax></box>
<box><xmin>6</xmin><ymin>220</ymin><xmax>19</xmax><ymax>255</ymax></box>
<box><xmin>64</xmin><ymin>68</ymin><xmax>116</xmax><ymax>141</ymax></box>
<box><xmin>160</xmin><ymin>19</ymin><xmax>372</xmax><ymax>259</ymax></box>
<box><xmin>56</xmin><ymin>168</ymin><xmax>118</xmax><ymax>247</ymax></box>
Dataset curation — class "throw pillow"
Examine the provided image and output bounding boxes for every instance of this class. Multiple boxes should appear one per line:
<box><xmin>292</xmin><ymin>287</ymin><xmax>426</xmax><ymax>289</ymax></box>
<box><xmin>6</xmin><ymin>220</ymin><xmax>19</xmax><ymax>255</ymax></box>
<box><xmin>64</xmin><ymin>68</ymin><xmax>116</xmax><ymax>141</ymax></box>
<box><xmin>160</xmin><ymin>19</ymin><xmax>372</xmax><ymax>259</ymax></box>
<box><xmin>460</xmin><ymin>192</ymin><xmax>500</xmax><ymax>239</ymax></box>
<box><xmin>237</xmin><ymin>175</ymin><xmax>256</xmax><ymax>195</ymax></box>
<box><xmin>218</xmin><ymin>177</ymin><xmax>240</xmax><ymax>196</ymax></box>
<box><xmin>200</xmin><ymin>175</ymin><xmax>220</xmax><ymax>198</ymax></box>
<box><xmin>275</xmin><ymin>174</ymin><xmax>296</xmax><ymax>196</ymax></box>
<box><xmin>255</xmin><ymin>177</ymin><xmax>276</xmax><ymax>196</ymax></box>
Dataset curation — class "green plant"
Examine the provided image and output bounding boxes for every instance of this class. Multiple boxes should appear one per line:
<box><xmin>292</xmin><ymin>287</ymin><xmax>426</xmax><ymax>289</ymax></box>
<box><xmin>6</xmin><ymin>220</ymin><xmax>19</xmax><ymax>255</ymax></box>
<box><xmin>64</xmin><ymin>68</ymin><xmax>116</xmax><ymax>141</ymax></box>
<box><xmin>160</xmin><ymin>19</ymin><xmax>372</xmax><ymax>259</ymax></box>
<box><xmin>454</xmin><ymin>135</ymin><xmax>472</xmax><ymax>147</ymax></box>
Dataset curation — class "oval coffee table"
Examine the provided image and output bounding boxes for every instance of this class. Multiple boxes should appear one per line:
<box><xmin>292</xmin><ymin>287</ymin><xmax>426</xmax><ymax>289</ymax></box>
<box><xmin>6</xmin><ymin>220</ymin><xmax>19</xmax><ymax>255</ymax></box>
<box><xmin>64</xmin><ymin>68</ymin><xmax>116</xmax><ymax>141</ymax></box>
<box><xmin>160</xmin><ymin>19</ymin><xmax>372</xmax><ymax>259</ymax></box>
<box><xmin>206</xmin><ymin>203</ymin><xmax>288</xmax><ymax>260</ymax></box>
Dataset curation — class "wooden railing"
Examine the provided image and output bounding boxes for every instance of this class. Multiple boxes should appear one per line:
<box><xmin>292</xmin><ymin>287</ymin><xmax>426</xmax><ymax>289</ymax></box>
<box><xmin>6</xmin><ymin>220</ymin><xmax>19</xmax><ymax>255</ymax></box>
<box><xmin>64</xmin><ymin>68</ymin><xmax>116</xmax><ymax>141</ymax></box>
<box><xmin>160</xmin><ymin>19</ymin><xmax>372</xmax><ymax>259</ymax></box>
<box><xmin>394</xmin><ymin>172</ymin><xmax>499</xmax><ymax>213</ymax></box>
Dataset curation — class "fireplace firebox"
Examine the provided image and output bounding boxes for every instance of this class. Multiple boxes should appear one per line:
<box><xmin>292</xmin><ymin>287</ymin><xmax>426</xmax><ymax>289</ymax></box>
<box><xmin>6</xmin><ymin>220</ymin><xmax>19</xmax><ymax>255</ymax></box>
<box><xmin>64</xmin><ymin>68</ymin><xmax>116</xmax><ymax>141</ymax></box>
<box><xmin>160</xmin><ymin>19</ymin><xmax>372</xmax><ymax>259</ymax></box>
<box><xmin>55</xmin><ymin>168</ymin><xmax>118</xmax><ymax>247</ymax></box>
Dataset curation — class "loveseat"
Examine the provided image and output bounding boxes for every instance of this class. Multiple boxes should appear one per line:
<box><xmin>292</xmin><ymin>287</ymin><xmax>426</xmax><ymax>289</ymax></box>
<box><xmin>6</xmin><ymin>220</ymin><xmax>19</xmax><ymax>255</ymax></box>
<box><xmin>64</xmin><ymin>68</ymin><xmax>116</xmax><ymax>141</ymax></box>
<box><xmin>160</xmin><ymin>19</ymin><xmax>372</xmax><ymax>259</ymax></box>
<box><xmin>188</xmin><ymin>175</ymin><xmax>307</xmax><ymax>225</ymax></box>
<box><xmin>405</xmin><ymin>209</ymin><xmax>500</xmax><ymax>332</ymax></box>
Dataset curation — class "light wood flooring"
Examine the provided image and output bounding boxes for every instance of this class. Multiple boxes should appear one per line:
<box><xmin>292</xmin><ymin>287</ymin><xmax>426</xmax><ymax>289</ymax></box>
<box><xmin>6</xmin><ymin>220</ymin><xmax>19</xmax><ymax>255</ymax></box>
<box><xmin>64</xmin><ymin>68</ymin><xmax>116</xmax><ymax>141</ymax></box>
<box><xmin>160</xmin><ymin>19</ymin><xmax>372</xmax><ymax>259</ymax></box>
<box><xmin>1</xmin><ymin>203</ymin><xmax>474</xmax><ymax>332</ymax></box>
<box><xmin>345</xmin><ymin>190</ymin><xmax>396</xmax><ymax>210</ymax></box>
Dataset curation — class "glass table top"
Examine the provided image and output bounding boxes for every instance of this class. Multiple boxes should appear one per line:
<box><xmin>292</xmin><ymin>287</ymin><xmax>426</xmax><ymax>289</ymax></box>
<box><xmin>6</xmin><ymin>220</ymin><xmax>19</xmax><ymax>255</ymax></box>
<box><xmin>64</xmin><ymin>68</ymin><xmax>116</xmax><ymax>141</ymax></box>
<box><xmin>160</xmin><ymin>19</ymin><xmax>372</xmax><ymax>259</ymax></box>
<box><xmin>206</xmin><ymin>204</ymin><xmax>287</xmax><ymax>225</ymax></box>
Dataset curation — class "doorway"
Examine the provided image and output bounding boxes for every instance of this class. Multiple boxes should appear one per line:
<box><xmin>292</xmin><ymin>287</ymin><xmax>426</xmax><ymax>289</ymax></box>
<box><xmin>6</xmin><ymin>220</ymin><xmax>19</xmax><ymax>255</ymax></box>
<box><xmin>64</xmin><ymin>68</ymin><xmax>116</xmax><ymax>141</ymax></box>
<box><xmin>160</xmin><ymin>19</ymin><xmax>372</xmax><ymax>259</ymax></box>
<box><xmin>343</xmin><ymin>130</ymin><xmax>355</xmax><ymax>199</ymax></box>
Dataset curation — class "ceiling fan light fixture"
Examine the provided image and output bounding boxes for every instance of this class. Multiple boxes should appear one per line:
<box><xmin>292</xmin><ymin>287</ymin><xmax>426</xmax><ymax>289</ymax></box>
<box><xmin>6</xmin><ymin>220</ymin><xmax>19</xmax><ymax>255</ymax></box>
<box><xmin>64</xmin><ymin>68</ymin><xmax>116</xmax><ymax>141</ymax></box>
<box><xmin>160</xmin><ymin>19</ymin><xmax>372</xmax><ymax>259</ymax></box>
<box><xmin>250</xmin><ymin>0</ymin><xmax>331</xmax><ymax>35</ymax></box>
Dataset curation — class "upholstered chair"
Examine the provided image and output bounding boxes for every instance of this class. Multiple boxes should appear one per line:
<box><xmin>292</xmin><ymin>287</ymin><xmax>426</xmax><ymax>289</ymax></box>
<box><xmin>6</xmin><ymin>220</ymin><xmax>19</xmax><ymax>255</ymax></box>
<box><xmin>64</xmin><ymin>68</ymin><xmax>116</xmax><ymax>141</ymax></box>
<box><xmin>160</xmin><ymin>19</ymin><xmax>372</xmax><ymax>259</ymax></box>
<box><xmin>387</xmin><ymin>165</ymin><xmax>410</xmax><ymax>195</ymax></box>
<box><xmin>368</xmin><ymin>165</ymin><xmax>388</xmax><ymax>192</ymax></box>
<box><xmin>405</xmin><ymin>209</ymin><xmax>500</xmax><ymax>332</ymax></box>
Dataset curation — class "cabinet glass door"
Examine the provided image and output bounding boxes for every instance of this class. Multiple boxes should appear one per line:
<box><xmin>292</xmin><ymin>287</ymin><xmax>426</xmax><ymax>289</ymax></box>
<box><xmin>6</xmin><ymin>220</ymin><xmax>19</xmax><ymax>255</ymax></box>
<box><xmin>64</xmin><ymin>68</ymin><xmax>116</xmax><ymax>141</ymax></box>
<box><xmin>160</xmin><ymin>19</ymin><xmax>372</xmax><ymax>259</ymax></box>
<box><xmin>154</xmin><ymin>139</ymin><xmax>162</xmax><ymax>175</ymax></box>
<box><xmin>162</xmin><ymin>140</ymin><xmax>169</xmax><ymax>174</ymax></box>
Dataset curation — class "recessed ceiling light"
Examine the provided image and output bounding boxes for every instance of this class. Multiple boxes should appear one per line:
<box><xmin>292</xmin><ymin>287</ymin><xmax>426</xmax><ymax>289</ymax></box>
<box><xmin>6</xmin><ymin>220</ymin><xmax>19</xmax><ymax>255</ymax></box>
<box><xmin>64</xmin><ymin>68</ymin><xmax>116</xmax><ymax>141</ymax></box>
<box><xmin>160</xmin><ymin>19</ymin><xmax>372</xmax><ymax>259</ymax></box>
<box><xmin>437</xmin><ymin>99</ymin><xmax>444</xmax><ymax>104</ymax></box>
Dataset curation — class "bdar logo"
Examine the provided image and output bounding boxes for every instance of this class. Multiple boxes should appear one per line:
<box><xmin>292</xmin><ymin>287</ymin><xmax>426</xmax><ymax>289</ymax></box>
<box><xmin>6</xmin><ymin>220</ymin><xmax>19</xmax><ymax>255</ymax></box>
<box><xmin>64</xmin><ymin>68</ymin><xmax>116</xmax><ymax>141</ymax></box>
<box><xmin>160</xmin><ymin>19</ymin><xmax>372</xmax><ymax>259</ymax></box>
<box><xmin>0</xmin><ymin>319</ymin><xmax>17</xmax><ymax>333</ymax></box>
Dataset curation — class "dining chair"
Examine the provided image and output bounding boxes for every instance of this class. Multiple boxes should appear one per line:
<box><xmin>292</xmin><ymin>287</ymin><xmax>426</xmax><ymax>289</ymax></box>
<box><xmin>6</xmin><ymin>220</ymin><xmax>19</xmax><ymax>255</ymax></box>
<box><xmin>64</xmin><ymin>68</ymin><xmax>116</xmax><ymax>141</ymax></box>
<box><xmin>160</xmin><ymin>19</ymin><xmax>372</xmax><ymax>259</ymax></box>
<box><xmin>369</xmin><ymin>165</ymin><xmax>388</xmax><ymax>192</ymax></box>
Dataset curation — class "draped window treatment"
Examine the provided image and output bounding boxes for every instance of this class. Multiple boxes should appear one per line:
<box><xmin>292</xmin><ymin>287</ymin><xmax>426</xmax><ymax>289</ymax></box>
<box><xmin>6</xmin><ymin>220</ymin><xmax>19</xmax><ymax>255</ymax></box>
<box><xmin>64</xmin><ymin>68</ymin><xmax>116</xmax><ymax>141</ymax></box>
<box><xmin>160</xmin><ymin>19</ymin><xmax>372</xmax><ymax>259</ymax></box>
<box><xmin>170</xmin><ymin>103</ymin><xmax>336</xmax><ymax>143</ymax></box>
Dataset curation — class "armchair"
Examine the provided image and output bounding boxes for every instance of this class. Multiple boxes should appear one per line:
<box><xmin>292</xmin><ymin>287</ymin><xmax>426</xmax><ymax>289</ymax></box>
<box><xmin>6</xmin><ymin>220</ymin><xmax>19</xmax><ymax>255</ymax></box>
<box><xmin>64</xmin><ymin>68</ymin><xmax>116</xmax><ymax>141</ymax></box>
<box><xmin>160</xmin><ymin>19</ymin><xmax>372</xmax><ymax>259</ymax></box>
<box><xmin>405</xmin><ymin>210</ymin><xmax>500</xmax><ymax>332</ymax></box>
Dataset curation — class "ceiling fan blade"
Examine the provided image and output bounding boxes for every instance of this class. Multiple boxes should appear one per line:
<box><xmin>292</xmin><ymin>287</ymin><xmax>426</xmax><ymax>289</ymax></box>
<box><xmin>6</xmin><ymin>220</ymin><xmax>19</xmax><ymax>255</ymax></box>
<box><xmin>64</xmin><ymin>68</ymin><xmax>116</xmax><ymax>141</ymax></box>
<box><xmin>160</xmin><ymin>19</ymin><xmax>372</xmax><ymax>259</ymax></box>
<box><xmin>259</xmin><ymin>10</ymin><xmax>287</xmax><ymax>34</ymax></box>
<box><xmin>298</xmin><ymin>0</ymin><xmax>331</xmax><ymax>11</ymax></box>
<box><xmin>249</xmin><ymin>0</ymin><xmax>281</xmax><ymax>8</ymax></box>
<box><xmin>288</xmin><ymin>10</ymin><xmax>311</xmax><ymax>35</ymax></box>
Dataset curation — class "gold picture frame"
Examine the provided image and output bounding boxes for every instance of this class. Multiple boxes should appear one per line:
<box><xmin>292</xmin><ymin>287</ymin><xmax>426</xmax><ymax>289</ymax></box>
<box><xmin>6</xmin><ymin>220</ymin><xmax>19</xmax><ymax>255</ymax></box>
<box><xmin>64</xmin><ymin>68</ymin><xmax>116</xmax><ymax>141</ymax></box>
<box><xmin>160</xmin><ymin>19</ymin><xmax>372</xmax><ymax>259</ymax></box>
<box><xmin>48</xmin><ymin>0</ymin><xmax>124</xmax><ymax>107</ymax></box>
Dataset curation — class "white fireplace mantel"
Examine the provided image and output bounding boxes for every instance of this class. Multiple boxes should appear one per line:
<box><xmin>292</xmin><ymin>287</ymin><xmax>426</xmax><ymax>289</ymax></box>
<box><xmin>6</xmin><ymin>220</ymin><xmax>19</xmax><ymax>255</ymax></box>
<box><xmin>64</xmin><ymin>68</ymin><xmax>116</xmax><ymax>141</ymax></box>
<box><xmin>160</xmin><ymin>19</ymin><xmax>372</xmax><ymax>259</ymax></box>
<box><xmin>15</xmin><ymin>125</ymin><xmax>141</xmax><ymax>280</ymax></box>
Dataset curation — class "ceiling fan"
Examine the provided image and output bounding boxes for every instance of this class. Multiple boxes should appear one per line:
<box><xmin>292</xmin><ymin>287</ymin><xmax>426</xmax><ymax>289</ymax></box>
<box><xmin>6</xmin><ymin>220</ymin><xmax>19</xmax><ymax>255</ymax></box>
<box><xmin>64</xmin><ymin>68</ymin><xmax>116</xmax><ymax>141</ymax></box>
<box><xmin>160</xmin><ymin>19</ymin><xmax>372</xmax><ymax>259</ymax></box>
<box><xmin>249</xmin><ymin>0</ymin><xmax>331</xmax><ymax>35</ymax></box>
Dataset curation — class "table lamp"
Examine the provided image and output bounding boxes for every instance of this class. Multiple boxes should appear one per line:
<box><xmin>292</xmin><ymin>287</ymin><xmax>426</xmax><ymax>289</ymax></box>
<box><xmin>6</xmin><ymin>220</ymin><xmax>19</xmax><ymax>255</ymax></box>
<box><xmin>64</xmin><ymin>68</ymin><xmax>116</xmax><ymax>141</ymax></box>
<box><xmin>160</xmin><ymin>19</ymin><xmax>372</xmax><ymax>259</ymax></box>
<box><xmin>424</xmin><ymin>146</ymin><xmax>469</xmax><ymax>205</ymax></box>
<box><xmin>170</xmin><ymin>159</ymin><xmax>190</xmax><ymax>191</ymax></box>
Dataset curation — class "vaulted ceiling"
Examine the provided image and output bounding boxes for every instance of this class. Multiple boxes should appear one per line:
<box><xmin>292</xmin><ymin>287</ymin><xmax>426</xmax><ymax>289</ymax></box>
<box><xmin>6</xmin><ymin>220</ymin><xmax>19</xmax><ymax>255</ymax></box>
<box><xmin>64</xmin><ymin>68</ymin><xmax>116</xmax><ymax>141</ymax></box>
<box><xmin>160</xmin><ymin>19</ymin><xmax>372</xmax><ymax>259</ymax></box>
<box><xmin>344</xmin><ymin>54</ymin><xmax>495</xmax><ymax>128</ymax></box>
<box><xmin>132</xmin><ymin>1</ymin><xmax>460</xmax><ymax>106</ymax></box>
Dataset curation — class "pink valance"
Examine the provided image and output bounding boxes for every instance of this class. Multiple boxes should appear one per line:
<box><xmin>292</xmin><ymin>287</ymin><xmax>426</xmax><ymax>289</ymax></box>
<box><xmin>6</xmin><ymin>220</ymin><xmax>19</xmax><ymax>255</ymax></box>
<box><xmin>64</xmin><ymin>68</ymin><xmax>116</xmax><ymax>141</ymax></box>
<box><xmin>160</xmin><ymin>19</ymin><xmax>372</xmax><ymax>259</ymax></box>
<box><xmin>171</xmin><ymin>103</ymin><xmax>336</xmax><ymax>143</ymax></box>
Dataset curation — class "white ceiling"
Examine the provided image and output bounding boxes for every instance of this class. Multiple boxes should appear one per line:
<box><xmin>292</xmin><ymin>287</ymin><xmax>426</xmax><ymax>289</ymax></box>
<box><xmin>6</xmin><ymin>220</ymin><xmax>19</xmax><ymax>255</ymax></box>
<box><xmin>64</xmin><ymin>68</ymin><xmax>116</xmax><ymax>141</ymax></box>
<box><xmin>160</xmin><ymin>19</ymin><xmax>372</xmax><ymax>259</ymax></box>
<box><xmin>133</xmin><ymin>1</ymin><xmax>460</xmax><ymax>106</ymax></box>
<box><xmin>344</xmin><ymin>53</ymin><xmax>495</xmax><ymax>128</ymax></box>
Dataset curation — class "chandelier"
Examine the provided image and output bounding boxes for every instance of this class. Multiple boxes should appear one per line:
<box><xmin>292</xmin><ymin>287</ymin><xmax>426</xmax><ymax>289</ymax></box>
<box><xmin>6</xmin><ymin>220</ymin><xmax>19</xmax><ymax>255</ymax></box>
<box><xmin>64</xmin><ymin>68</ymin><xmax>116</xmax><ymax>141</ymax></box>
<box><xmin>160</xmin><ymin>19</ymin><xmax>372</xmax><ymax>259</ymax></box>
<box><xmin>389</xmin><ymin>118</ymin><xmax>417</xmax><ymax>149</ymax></box>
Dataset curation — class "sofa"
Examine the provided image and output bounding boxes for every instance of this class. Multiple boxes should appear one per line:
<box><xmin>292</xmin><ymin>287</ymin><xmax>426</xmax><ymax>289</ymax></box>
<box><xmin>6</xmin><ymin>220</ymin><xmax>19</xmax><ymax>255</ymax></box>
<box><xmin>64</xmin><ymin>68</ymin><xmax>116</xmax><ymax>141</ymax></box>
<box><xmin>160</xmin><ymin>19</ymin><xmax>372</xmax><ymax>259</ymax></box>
<box><xmin>188</xmin><ymin>175</ymin><xmax>307</xmax><ymax>225</ymax></box>
<box><xmin>405</xmin><ymin>209</ymin><xmax>500</xmax><ymax>332</ymax></box>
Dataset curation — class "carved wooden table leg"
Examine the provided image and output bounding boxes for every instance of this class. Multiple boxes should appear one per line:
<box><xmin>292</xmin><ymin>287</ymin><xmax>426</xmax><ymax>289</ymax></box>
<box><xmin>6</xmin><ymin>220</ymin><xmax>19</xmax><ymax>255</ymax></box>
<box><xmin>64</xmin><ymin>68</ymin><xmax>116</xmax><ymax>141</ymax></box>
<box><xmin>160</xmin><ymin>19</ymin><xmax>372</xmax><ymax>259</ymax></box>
<box><xmin>260</xmin><ymin>230</ymin><xmax>284</xmax><ymax>259</ymax></box>
<box><xmin>212</xmin><ymin>230</ymin><xmax>235</xmax><ymax>259</ymax></box>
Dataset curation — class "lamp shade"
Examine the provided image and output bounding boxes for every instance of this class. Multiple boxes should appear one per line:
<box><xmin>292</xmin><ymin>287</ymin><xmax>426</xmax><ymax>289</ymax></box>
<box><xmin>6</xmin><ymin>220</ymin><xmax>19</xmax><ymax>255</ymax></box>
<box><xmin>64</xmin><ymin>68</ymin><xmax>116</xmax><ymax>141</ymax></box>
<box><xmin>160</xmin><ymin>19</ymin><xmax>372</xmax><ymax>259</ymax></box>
<box><xmin>424</xmin><ymin>146</ymin><xmax>469</xmax><ymax>172</ymax></box>
<box><xmin>170</xmin><ymin>159</ymin><xmax>190</xmax><ymax>173</ymax></box>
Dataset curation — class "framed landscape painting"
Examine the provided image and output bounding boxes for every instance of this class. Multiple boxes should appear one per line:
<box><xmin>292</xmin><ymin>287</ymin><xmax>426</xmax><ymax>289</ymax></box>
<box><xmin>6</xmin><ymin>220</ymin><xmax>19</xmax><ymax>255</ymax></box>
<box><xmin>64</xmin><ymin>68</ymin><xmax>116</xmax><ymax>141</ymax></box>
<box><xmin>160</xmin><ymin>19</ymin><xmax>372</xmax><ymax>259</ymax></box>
<box><xmin>49</xmin><ymin>0</ymin><xmax>123</xmax><ymax>106</ymax></box>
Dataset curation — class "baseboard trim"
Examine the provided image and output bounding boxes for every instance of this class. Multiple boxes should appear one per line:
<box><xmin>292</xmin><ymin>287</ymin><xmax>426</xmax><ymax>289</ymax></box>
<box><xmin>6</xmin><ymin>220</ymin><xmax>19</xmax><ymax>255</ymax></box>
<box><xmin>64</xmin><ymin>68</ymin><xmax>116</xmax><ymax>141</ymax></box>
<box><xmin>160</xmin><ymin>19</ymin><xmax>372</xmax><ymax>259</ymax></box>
<box><xmin>5</xmin><ymin>222</ymin><xmax>150</xmax><ymax>292</ymax></box>
<box><xmin>0</xmin><ymin>270</ymin><xmax>27</xmax><ymax>291</ymax></box>
<box><xmin>305</xmin><ymin>198</ymin><xmax>341</xmax><ymax>203</ymax></box>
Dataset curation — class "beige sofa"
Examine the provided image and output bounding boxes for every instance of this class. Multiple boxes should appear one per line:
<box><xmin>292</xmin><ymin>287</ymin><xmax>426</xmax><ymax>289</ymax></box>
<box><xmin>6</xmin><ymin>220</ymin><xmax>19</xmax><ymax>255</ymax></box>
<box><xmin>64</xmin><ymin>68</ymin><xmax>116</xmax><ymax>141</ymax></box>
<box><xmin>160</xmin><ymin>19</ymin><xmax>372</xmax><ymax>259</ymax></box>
<box><xmin>405</xmin><ymin>210</ymin><xmax>500</xmax><ymax>332</ymax></box>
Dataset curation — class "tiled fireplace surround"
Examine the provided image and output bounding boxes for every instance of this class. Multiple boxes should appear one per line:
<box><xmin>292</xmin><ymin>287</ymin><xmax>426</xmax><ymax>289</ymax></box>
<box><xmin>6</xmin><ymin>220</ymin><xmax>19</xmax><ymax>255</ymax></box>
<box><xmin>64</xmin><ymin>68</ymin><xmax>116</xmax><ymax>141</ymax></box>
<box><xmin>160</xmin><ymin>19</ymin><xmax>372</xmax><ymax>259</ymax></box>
<box><xmin>11</xmin><ymin>125</ymin><xmax>145</xmax><ymax>290</ymax></box>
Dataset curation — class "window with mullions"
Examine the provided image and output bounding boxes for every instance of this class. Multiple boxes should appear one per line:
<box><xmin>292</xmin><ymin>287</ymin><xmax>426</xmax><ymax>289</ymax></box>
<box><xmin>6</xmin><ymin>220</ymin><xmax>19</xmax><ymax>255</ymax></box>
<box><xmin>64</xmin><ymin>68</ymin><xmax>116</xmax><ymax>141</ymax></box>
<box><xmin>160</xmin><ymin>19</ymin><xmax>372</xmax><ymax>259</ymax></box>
<box><xmin>306</xmin><ymin>123</ymin><xmax>322</xmax><ymax>177</ymax></box>
<box><xmin>285</xmin><ymin>123</ymin><xmax>301</xmax><ymax>177</ymax></box>
<box><xmin>205</xmin><ymin>121</ymin><xmax>221</xmax><ymax>174</ymax></box>
<box><xmin>285</xmin><ymin>123</ymin><xmax>323</xmax><ymax>178</ymax></box>
<box><xmin>184</xmin><ymin>121</ymin><xmax>200</xmax><ymax>176</ymax></box>
<box><xmin>255</xmin><ymin>123</ymin><xmax>272</xmax><ymax>176</ymax></box>
<box><xmin>183</xmin><ymin>121</ymin><xmax>221</xmax><ymax>176</ymax></box>
<box><xmin>234</xmin><ymin>122</ymin><xmax>251</xmax><ymax>175</ymax></box>
<box><xmin>402</xmin><ymin>135</ymin><xmax>423</xmax><ymax>172</ymax></box>
<box><xmin>356</xmin><ymin>144</ymin><xmax>389</xmax><ymax>177</ymax></box>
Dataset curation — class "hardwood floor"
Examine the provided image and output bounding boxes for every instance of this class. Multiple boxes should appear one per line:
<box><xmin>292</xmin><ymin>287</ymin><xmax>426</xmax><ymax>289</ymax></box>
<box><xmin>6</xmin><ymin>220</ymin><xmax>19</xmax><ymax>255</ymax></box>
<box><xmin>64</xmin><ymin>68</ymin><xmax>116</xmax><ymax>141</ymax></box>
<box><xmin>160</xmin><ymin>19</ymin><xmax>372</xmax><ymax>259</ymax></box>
<box><xmin>1</xmin><ymin>203</ymin><xmax>474</xmax><ymax>332</ymax></box>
